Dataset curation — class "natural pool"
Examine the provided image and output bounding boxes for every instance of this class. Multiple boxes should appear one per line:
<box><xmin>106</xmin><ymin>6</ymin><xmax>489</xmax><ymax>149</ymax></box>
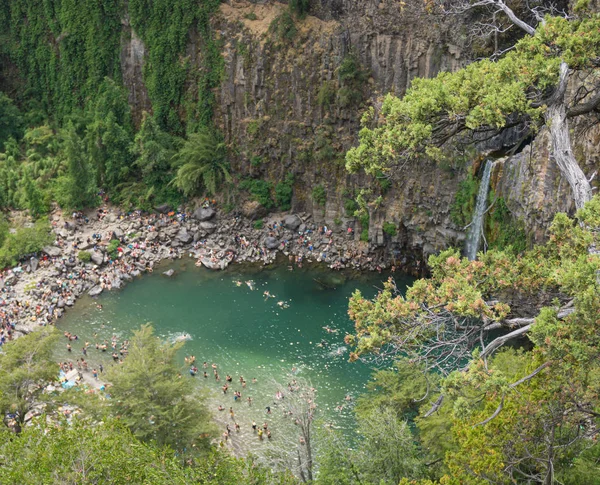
<box><xmin>55</xmin><ymin>259</ymin><xmax>412</xmax><ymax>441</ymax></box>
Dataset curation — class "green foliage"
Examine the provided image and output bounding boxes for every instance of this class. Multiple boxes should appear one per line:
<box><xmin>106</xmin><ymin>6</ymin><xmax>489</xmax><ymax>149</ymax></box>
<box><xmin>106</xmin><ymin>239</ymin><xmax>120</xmax><ymax>260</ymax></box>
<box><xmin>78</xmin><ymin>250</ymin><xmax>92</xmax><ymax>263</ymax></box>
<box><xmin>337</xmin><ymin>51</ymin><xmax>368</xmax><ymax>108</ymax></box>
<box><xmin>0</xmin><ymin>327</ymin><xmax>58</xmax><ymax>428</ymax></box>
<box><xmin>56</xmin><ymin>121</ymin><xmax>98</xmax><ymax>209</ymax></box>
<box><xmin>129</xmin><ymin>0</ymin><xmax>221</xmax><ymax>132</ymax></box>
<box><xmin>172</xmin><ymin>128</ymin><xmax>231</xmax><ymax>197</ymax></box>
<box><xmin>312</xmin><ymin>184</ymin><xmax>326</xmax><ymax>206</ymax></box>
<box><xmin>105</xmin><ymin>324</ymin><xmax>215</xmax><ymax>454</ymax></box>
<box><xmin>486</xmin><ymin>196</ymin><xmax>527</xmax><ymax>253</ymax></box>
<box><xmin>289</xmin><ymin>0</ymin><xmax>310</xmax><ymax>18</ymax></box>
<box><xmin>382</xmin><ymin>221</ymin><xmax>397</xmax><ymax>236</ymax></box>
<box><xmin>346</xmin><ymin>15</ymin><xmax>600</xmax><ymax>176</ymax></box>
<box><xmin>450</xmin><ymin>173</ymin><xmax>479</xmax><ymax>227</ymax></box>
<box><xmin>240</xmin><ymin>178</ymin><xmax>274</xmax><ymax>209</ymax></box>
<box><xmin>269</xmin><ymin>10</ymin><xmax>298</xmax><ymax>43</ymax></box>
<box><xmin>0</xmin><ymin>93</ymin><xmax>23</xmax><ymax>149</ymax></box>
<box><xmin>317</xmin><ymin>81</ymin><xmax>337</xmax><ymax>110</ymax></box>
<box><xmin>253</xmin><ymin>219</ymin><xmax>264</xmax><ymax>230</ymax></box>
<box><xmin>0</xmin><ymin>219</ymin><xmax>53</xmax><ymax>268</ymax></box>
<box><xmin>344</xmin><ymin>197</ymin><xmax>359</xmax><ymax>217</ymax></box>
<box><xmin>275</xmin><ymin>173</ymin><xmax>295</xmax><ymax>211</ymax></box>
<box><xmin>3</xmin><ymin>0</ymin><xmax>123</xmax><ymax>120</ymax></box>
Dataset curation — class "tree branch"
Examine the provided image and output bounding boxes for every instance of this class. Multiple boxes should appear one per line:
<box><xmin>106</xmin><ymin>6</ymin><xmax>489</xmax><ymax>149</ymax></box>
<box><xmin>567</xmin><ymin>89</ymin><xmax>600</xmax><ymax>118</ymax></box>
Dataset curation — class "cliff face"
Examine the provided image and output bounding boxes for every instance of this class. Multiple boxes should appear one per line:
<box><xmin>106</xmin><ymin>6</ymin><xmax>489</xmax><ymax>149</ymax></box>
<box><xmin>209</xmin><ymin>0</ymin><xmax>470</xmax><ymax>257</ymax></box>
<box><xmin>117</xmin><ymin>1</ymin><xmax>600</xmax><ymax>255</ymax></box>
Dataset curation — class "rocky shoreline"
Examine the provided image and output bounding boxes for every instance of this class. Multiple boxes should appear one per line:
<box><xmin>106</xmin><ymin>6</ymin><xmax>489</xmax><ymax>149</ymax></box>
<box><xmin>0</xmin><ymin>203</ymin><xmax>423</xmax><ymax>341</ymax></box>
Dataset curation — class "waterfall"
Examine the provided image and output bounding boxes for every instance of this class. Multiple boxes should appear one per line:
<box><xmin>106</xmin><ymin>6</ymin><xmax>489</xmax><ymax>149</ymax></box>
<box><xmin>465</xmin><ymin>160</ymin><xmax>494</xmax><ymax>261</ymax></box>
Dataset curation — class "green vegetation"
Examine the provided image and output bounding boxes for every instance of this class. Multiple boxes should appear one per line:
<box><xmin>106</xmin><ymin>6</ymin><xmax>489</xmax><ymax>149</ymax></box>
<box><xmin>172</xmin><ymin>128</ymin><xmax>231</xmax><ymax>197</ymax></box>
<box><xmin>312</xmin><ymin>185</ymin><xmax>327</xmax><ymax>206</ymax></box>
<box><xmin>275</xmin><ymin>173</ymin><xmax>295</xmax><ymax>211</ymax></box>
<box><xmin>344</xmin><ymin>196</ymin><xmax>600</xmax><ymax>483</ymax></box>
<box><xmin>106</xmin><ymin>239</ymin><xmax>120</xmax><ymax>260</ymax></box>
<box><xmin>77</xmin><ymin>250</ymin><xmax>92</xmax><ymax>263</ymax></box>
<box><xmin>382</xmin><ymin>221</ymin><xmax>397</xmax><ymax>236</ymax></box>
<box><xmin>486</xmin><ymin>195</ymin><xmax>528</xmax><ymax>253</ymax></box>
<box><xmin>337</xmin><ymin>51</ymin><xmax>368</xmax><ymax>108</ymax></box>
<box><xmin>317</xmin><ymin>81</ymin><xmax>337</xmax><ymax>110</ymax></box>
<box><xmin>344</xmin><ymin>197</ymin><xmax>359</xmax><ymax>217</ymax></box>
<box><xmin>253</xmin><ymin>219</ymin><xmax>264</xmax><ymax>230</ymax></box>
<box><xmin>269</xmin><ymin>10</ymin><xmax>298</xmax><ymax>43</ymax></box>
<box><xmin>240</xmin><ymin>178</ymin><xmax>275</xmax><ymax>209</ymax></box>
<box><xmin>450</xmin><ymin>173</ymin><xmax>479</xmax><ymax>227</ymax></box>
<box><xmin>0</xmin><ymin>219</ymin><xmax>53</xmax><ymax>269</ymax></box>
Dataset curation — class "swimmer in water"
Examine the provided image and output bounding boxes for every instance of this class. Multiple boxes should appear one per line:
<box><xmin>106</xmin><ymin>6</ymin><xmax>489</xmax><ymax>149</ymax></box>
<box><xmin>234</xmin><ymin>280</ymin><xmax>242</xmax><ymax>287</ymax></box>
<box><xmin>245</xmin><ymin>280</ymin><xmax>255</xmax><ymax>290</ymax></box>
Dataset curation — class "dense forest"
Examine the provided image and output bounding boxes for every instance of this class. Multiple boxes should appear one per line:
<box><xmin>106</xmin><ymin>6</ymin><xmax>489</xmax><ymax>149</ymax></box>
<box><xmin>1</xmin><ymin>0</ymin><xmax>599</xmax><ymax>483</ymax></box>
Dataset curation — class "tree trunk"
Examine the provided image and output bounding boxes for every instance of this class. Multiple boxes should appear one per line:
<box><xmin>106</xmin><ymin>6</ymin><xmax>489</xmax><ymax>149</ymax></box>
<box><xmin>546</xmin><ymin>62</ymin><xmax>593</xmax><ymax>210</ymax></box>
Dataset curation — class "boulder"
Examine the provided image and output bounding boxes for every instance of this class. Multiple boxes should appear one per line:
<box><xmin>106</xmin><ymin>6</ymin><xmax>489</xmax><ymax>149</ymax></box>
<box><xmin>155</xmin><ymin>203</ymin><xmax>170</xmax><ymax>214</ymax></box>
<box><xmin>284</xmin><ymin>214</ymin><xmax>302</xmax><ymax>231</ymax></box>
<box><xmin>89</xmin><ymin>286</ymin><xmax>103</xmax><ymax>297</ymax></box>
<box><xmin>146</xmin><ymin>232</ymin><xmax>159</xmax><ymax>241</ymax></box>
<box><xmin>90</xmin><ymin>251</ymin><xmax>104</xmax><ymax>266</ymax></box>
<box><xmin>163</xmin><ymin>269</ymin><xmax>175</xmax><ymax>277</ymax></box>
<box><xmin>42</xmin><ymin>246</ymin><xmax>62</xmax><ymax>258</ymax></box>
<box><xmin>265</xmin><ymin>237</ymin><xmax>280</xmax><ymax>250</ymax></box>
<box><xmin>57</xmin><ymin>298</ymin><xmax>66</xmax><ymax>309</ymax></box>
<box><xmin>30</xmin><ymin>257</ymin><xmax>39</xmax><ymax>272</ymax></box>
<box><xmin>111</xmin><ymin>278</ymin><xmax>122</xmax><ymax>290</ymax></box>
<box><xmin>193</xmin><ymin>207</ymin><xmax>215</xmax><ymax>221</ymax></box>
<box><xmin>176</xmin><ymin>228</ymin><xmax>193</xmax><ymax>244</ymax></box>
<box><xmin>240</xmin><ymin>200</ymin><xmax>267</xmax><ymax>220</ymax></box>
<box><xmin>113</xmin><ymin>228</ymin><xmax>124</xmax><ymax>239</ymax></box>
<box><xmin>199</xmin><ymin>221</ymin><xmax>217</xmax><ymax>234</ymax></box>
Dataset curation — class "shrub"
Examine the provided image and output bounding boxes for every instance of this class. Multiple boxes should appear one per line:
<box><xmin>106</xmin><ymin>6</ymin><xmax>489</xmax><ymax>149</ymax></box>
<box><xmin>334</xmin><ymin>217</ymin><xmax>342</xmax><ymax>226</ymax></box>
<box><xmin>344</xmin><ymin>198</ymin><xmax>359</xmax><ymax>217</ymax></box>
<box><xmin>312</xmin><ymin>185</ymin><xmax>326</xmax><ymax>206</ymax></box>
<box><xmin>450</xmin><ymin>174</ymin><xmax>479</xmax><ymax>227</ymax></box>
<box><xmin>244</xmin><ymin>11</ymin><xmax>258</xmax><ymax>21</ymax></box>
<box><xmin>275</xmin><ymin>173</ymin><xmax>294</xmax><ymax>211</ymax></box>
<box><xmin>107</xmin><ymin>239</ymin><xmax>120</xmax><ymax>260</ymax></box>
<box><xmin>382</xmin><ymin>222</ymin><xmax>397</xmax><ymax>236</ymax></box>
<box><xmin>253</xmin><ymin>219</ymin><xmax>264</xmax><ymax>230</ymax></box>
<box><xmin>269</xmin><ymin>10</ymin><xmax>297</xmax><ymax>43</ymax></box>
<box><xmin>0</xmin><ymin>219</ymin><xmax>53</xmax><ymax>269</ymax></box>
<box><xmin>289</xmin><ymin>0</ymin><xmax>309</xmax><ymax>18</ymax></box>
<box><xmin>337</xmin><ymin>51</ymin><xmax>368</xmax><ymax>108</ymax></box>
<box><xmin>317</xmin><ymin>81</ymin><xmax>337</xmax><ymax>110</ymax></box>
<box><xmin>78</xmin><ymin>250</ymin><xmax>92</xmax><ymax>263</ymax></box>
<box><xmin>239</xmin><ymin>178</ymin><xmax>274</xmax><ymax>209</ymax></box>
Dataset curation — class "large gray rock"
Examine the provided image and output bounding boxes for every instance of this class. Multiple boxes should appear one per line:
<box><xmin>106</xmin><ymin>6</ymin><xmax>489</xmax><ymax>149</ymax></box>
<box><xmin>284</xmin><ymin>214</ymin><xmax>302</xmax><ymax>231</ymax></box>
<box><xmin>89</xmin><ymin>286</ymin><xmax>103</xmax><ymax>297</ymax></box>
<box><xmin>199</xmin><ymin>221</ymin><xmax>217</xmax><ymax>234</ymax></box>
<box><xmin>265</xmin><ymin>237</ymin><xmax>280</xmax><ymax>250</ymax></box>
<box><xmin>193</xmin><ymin>207</ymin><xmax>215</xmax><ymax>221</ymax></box>
<box><xmin>155</xmin><ymin>203</ymin><xmax>170</xmax><ymax>214</ymax></box>
<box><xmin>113</xmin><ymin>228</ymin><xmax>124</xmax><ymax>239</ymax></box>
<box><xmin>30</xmin><ymin>257</ymin><xmax>39</xmax><ymax>272</ymax></box>
<box><xmin>43</xmin><ymin>246</ymin><xmax>62</xmax><ymax>258</ymax></box>
<box><xmin>90</xmin><ymin>252</ymin><xmax>104</xmax><ymax>266</ymax></box>
<box><xmin>146</xmin><ymin>232</ymin><xmax>159</xmax><ymax>241</ymax></box>
<box><xmin>176</xmin><ymin>228</ymin><xmax>193</xmax><ymax>244</ymax></box>
<box><xmin>241</xmin><ymin>200</ymin><xmax>267</xmax><ymax>220</ymax></box>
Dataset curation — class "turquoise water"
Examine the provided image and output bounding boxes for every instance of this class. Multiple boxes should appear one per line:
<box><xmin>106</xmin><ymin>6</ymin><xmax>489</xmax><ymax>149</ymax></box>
<box><xmin>56</xmin><ymin>260</ymin><xmax>412</xmax><ymax>439</ymax></box>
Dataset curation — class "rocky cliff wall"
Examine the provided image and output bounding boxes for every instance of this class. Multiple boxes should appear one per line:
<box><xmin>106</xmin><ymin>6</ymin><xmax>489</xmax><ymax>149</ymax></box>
<box><xmin>118</xmin><ymin>0</ymin><xmax>599</xmax><ymax>258</ymax></box>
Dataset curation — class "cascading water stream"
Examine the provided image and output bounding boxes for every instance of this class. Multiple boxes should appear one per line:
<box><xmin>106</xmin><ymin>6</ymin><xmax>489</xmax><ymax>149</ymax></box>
<box><xmin>464</xmin><ymin>160</ymin><xmax>494</xmax><ymax>261</ymax></box>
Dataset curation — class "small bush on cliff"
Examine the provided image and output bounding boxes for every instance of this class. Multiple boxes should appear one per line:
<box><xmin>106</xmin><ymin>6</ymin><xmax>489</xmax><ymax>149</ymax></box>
<box><xmin>317</xmin><ymin>81</ymin><xmax>337</xmax><ymax>110</ymax></box>
<box><xmin>275</xmin><ymin>173</ymin><xmax>295</xmax><ymax>211</ymax></box>
<box><xmin>383</xmin><ymin>222</ymin><xmax>397</xmax><ymax>236</ymax></box>
<box><xmin>253</xmin><ymin>219</ymin><xmax>264</xmax><ymax>230</ymax></box>
<box><xmin>450</xmin><ymin>173</ymin><xmax>479</xmax><ymax>227</ymax></box>
<box><xmin>240</xmin><ymin>178</ymin><xmax>274</xmax><ymax>209</ymax></box>
<box><xmin>337</xmin><ymin>51</ymin><xmax>369</xmax><ymax>108</ymax></box>
<box><xmin>289</xmin><ymin>0</ymin><xmax>310</xmax><ymax>18</ymax></box>
<box><xmin>78</xmin><ymin>250</ymin><xmax>92</xmax><ymax>263</ymax></box>
<box><xmin>312</xmin><ymin>185</ymin><xmax>326</xmax><ymax>206</ymax></box>
<box><xmin>269</xmin><ymin>10</ymin><xmax>297</xmax><ymax>43</ymax></box>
